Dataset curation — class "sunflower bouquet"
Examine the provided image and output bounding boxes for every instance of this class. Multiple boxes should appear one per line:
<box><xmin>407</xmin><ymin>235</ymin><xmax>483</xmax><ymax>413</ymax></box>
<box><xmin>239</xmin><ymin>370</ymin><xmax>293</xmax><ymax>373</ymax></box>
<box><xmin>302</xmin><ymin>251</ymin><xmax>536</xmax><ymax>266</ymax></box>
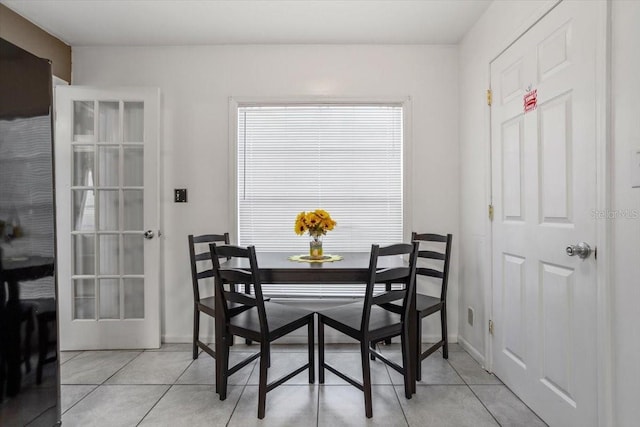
<box><xmin>294</xmin><ymin>209</ymin><xmax>337</xmax><ymax>258</ymax></box>
<box><xmin>294</xmin><ymin>209</ymin><xmax>337</xmax><ymax>239</ymax></box>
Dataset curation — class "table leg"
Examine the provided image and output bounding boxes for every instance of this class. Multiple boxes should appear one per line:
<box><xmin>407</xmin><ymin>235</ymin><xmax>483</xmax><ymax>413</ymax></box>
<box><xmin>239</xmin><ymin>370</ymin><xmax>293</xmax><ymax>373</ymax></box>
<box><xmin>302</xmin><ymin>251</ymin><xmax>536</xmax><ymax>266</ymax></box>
<box><xmin>5</xmin><ymin>280</ymin><xmax>21</xmax><ymax>396</ymax></box>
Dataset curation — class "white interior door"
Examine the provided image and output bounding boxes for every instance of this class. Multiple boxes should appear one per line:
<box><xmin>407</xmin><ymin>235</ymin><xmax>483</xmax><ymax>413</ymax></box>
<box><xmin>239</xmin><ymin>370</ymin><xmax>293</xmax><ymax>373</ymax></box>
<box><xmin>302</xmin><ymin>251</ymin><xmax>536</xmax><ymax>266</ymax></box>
<box><xmin>55</xmin><ymin>87</ymin><xmax>160</xmax><ymax>350</ymax></box>
<box><xmin>490</xmin><ymin>1</ymin><xmax>599</xmax><ymax>426</ymax></box>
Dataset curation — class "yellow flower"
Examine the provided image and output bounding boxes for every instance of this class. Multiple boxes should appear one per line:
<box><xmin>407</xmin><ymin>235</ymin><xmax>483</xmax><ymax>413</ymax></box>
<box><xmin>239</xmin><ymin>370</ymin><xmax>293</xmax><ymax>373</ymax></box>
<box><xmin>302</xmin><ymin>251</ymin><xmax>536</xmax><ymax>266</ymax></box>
<box><xmin>305</xmin><ymin>212</ymin><xmax>320</xmax><ymax>226</ymax></box>
<box><xmin>294</xmin><ymin>209</ymin><xmax>336</xmax><ymax>237</ymax></box>
<box><xmin>314</xmin><ymin>209</ymin><xmax>330</xmax><ymax>219</ymax></box>
<box><xmin>295</xmin><ymin>221</ymin><xmax>307</xmax><ymax>235</ymax></box>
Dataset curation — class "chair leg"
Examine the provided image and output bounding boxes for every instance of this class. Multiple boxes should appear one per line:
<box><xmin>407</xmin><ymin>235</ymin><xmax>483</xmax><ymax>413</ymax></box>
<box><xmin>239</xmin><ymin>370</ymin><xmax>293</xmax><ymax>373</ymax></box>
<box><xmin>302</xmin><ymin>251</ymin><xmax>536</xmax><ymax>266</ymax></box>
<box><xmin>257</xmin><ymin>341</ymin><xmax>269</xmax><ymax>419</ymax></box>
<box><xmin>24</xmin><ymin>310</ymin><xmax>33</xmax><ymax>373</ymax></box>
<box><xmin>36</xmin><ymin>316</ymin><xmax>48</xmax><ymax>385</ymax></box>
<box><xmin>383</xmin><ymin>283</ymin><xmax>392</xmax><ymax>346</ymax></box>
<box><xmin>360</xmin><ymin>341</ymin><xmax>373</xmax><ymax>418</ymax></box>
<box><xmin>369</xmin><ymin>340</ymin><xmax>377</xmax><ymax>361</ymax></box>
<box><xmin>416</xmin><ymin>316</ymin><xmax>422</xmax><ymax>382</ymax></box>
<box><xmin>193</xmin><ymin>307</ymin><xmax>199</xmax><ymax>360</ymax></box>
<box><xmin>218</xmin><ymin>335</ymin><xmax>230</xmax><ymax>401</ymax></box>
<box><xmin>400</xmin><ymin>329</ymin><xmax>412</xmax><ymax>399</ymax></box>
<box><xmin>318</xmin><ymin>318</ymin><xmax>325</xmax><ymax>384</ymax></box>
<box><xmin>441</xmin><ymin>306</ymin><xmax>448</xmax><ymax>359</ymax></box>
<box><xmin>308</xmin><ymin>318</ymin><xmax>315</xmax><ymax>384</ymax></box>
<box><xmin>244</xmin><ymin>284</ymin><xmax>253</xmax><ymax>346</ymax></box>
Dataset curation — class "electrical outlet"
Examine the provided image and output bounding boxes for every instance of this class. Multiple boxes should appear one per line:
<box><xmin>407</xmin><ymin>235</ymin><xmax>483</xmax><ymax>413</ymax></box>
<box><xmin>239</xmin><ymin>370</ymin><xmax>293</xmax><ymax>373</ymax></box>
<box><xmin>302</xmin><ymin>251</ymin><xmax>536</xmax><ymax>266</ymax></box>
<box><xmin>468</xmin><ymin>307</ymin><xmax>474</xmax><ymax>326</ymax></box>
<box><xmin>174</xmin><ymin>188</ymin><xmax>187</xmax><ymax>203</ymax></box>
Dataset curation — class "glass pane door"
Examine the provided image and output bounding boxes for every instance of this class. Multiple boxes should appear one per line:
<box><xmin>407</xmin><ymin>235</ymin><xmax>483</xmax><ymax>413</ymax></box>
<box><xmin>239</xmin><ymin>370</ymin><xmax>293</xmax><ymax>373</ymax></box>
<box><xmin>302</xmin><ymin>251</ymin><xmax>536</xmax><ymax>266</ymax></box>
<box><xmin>71</xmin><ymin>100</ymin><xmax>145</xmax><ymax>320</ymax></box>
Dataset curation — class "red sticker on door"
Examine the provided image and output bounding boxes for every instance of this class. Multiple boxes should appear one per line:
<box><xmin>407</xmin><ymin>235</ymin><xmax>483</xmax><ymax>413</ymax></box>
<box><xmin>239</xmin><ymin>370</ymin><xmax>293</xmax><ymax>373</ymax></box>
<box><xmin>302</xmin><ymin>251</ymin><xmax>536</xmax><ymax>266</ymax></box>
<box><xmin>524</xmin><ymin>89</ymin><xmax>537</xmax><ymax>113</ymax></box>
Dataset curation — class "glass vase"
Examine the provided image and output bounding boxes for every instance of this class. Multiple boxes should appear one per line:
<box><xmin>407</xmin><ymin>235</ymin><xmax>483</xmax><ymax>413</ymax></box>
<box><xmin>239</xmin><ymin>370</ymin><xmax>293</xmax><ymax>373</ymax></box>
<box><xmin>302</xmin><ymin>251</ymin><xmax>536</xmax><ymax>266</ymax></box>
<box><xmin>309</xmin><ymin>235</ymin><xmax>323</xmax><ymax>259</ymax></box>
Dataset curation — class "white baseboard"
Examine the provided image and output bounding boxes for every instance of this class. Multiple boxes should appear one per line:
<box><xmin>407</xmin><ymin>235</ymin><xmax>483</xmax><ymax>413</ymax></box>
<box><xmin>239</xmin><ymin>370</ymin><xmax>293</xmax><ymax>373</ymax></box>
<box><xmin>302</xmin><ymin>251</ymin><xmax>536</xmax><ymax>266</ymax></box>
<box><xmin>163</xmin><ymin>335</ymin><xmax>200</xmax><ymax>344</ymax></box>
<box><xmin>163</xmin><ymin>332</ymin><xmax>459</xmax><ymax>345</ymax></box>
<box><xmin>458</xmin><ymin>335</ymin><xmax>486</xmax><ymax>368</ymax></box>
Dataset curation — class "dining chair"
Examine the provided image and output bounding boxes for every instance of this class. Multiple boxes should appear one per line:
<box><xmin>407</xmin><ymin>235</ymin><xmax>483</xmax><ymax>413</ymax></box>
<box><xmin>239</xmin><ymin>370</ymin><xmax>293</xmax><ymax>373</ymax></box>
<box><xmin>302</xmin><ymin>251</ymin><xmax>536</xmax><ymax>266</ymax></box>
<box><xmin>317</xmin><ymin>242</ymin><xmax>419</xmax><ymax>418</ymax></box>
<box><xmin>0</xmin><ymin>250</ymin><xmax>35</xmax><ymax>400</ymax></box>
<box><xmin>188</xmin><ymin>233</ymin><xmax>257</xmax><ymax>360</ymax></box>
<box><xmin>210</xmin><ymin>243</ymin><xmax>315</xmax><ymax>419</ymax></box>
<box><xmin>31</xmin><ymin>299</ymin><xmax>57</xmax><ymax>385</ymax></box>
<box><xmin>377</xmin><ymin>232</ymin><xmax>453</xmax><ymax>381</ymax></box>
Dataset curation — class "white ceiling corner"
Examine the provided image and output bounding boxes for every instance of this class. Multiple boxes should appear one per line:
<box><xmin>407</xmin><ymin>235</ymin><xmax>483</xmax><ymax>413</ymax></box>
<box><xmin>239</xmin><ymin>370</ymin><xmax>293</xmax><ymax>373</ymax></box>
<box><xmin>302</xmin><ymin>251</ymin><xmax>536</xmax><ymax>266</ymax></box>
<box><xmin>1</xmin><ymin>0</ymin><xmax>492</xmax><ymax>46</ymax></box>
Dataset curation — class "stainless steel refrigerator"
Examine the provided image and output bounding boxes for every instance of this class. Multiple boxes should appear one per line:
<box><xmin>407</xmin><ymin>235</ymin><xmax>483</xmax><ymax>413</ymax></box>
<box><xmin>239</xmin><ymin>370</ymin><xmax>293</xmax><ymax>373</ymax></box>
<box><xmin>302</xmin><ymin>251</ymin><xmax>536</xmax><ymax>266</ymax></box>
<box><xmin>0</xmin><ymin>37</ymin><xmax>60</xmax><ymax>426</ymax></box>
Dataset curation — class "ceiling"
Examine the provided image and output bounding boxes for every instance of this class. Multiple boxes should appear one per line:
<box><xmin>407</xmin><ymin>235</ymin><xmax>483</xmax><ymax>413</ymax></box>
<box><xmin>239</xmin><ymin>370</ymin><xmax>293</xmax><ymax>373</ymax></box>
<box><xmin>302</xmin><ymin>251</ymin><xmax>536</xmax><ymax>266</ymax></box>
<box><xmin>2</xmin><ymin>0</ymin><xmax>492</xmax><ymax>46</ymax></box>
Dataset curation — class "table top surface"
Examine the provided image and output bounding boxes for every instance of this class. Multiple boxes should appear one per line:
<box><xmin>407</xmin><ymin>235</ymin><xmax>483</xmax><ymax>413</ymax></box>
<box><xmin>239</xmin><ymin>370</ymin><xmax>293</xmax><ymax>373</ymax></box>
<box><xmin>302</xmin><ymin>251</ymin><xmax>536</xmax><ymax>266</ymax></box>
<box><xmin>1</xmin><ymin>256</ymin><xmax>55</xmax><ymax>282</ymax></box>
<box><xmin>2</xmin><ymin>256</ymin><xmax>54</xmax><ymax>270</ymax></box>
<box><xmin>221</xmin><ymin>251</ymin><xmax>408</xmax><ymax>284</ymax></box>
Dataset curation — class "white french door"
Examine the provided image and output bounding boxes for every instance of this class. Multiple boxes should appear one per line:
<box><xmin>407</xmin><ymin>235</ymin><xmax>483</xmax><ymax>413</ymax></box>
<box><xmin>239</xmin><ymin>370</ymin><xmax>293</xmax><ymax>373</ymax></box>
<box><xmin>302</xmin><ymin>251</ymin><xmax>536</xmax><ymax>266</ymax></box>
<box><xmin>55</xmin><ymin>87</ymin><xmax>160</xmax><ymax>350</ymax></box>
<box><xmin>490</xmin><ymin>1</ymin><xmax>600</xmax><ymax>426</ymax></box>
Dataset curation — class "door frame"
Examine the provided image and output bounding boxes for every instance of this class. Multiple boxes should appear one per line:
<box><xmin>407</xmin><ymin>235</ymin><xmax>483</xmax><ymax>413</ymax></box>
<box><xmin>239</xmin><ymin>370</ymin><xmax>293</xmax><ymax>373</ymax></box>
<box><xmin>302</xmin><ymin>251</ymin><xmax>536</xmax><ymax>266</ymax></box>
<box><xmin>54</xmin><ymin>86</ymin><xmax>162</xmax><ymax>350</ymax></box>
<box><xmin>485</xmin><ymin>1</ymin><xmax>613</xmax><ymax>426</ymax></box>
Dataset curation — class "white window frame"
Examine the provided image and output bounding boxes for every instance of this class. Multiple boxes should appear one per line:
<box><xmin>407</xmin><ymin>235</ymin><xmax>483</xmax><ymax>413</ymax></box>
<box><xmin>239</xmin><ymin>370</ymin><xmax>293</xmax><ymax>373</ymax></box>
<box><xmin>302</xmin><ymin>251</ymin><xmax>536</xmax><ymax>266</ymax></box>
<box><xmin>228</xmin><ymin>96</ymin><xmax>413</xmax><ymax>295</ymax></box>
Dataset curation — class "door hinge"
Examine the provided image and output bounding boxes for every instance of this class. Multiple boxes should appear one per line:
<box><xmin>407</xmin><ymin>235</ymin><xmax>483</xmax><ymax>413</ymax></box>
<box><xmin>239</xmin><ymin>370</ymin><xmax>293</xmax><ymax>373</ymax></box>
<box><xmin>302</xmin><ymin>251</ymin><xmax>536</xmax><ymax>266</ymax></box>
<box><xmin>487</xmin><ymin>89</ymin><xmax>492</xmax><ymax>106</ymax></box>
<box><xmin>489</xmin><ymin>319</ymin><xmax>494</xmax><ymax>335</ymax></box>
<box><xmin>488</xmin><ymin>204</ymin><xmax>494</xmax><ymax>221</ymax></box>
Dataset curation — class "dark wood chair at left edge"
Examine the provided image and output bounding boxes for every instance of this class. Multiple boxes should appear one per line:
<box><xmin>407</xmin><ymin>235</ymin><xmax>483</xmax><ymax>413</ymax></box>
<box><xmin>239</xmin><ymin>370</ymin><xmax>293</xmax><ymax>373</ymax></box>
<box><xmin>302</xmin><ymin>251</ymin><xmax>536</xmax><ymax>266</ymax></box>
<box><xmin>210</xmin><ymin>243</ymin><xmax>315</xmax><ymax>419</ymax></box>
<box><xmin>188</xmin><ymin>233</ymin><xmax>260</xmax><ymax>361</ymax></box>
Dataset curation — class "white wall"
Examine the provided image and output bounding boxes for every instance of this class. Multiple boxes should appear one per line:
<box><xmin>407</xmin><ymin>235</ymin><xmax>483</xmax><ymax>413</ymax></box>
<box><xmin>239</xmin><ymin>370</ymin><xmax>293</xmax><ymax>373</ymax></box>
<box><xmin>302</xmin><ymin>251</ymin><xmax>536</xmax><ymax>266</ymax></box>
<box><xmin>611</xmin><ymin>1</ymin><xmax>640</xmax><ymax>425</ymax></box>
<box><xmin>459</xmin><ymin>0</ymin><xmax>640</xmax><ymax>425</ymax></box>
<box><xmin>71</xmin><ymin>44</ymin><xmax>460</xmax><ymax>343</ymax></box>
<box><xmin>457</xmin><ymin>0</ymin><xmax>556</xmax><ymax>362</ymax></box>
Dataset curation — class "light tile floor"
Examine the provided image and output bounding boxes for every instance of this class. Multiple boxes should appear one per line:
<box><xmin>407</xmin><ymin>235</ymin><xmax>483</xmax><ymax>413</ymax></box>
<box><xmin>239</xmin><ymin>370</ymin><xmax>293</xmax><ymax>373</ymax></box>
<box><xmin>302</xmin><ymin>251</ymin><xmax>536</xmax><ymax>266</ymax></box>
<box><xmin>60</xmin><ymin>342</ymin><xmax>547</xmax><ymax>427</ymax></box>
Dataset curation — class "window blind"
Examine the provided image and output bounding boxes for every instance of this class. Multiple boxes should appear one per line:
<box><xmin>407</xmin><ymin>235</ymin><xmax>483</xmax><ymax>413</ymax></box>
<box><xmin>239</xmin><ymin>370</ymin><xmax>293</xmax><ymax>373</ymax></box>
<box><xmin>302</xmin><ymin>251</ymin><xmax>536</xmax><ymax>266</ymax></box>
<box><xmin>237</xmin><ymin>104</ymin><xmax>403</xmax><ymax>297</ymax></box>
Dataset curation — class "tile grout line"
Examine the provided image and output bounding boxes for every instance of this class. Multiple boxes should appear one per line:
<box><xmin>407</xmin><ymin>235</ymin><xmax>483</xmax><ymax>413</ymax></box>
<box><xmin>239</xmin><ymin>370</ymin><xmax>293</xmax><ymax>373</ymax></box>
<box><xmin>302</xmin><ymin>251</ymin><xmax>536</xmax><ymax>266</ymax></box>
<box><xmin>60</xmin><ymin>384</ymin><xmax>99</xmax><ymax>416</ymax></box>
<box><xmin>466</xmin><ymin>384</ymin><xmax>503</xmax><ymax>426</ymax></box>
<box><xmin>99</xmin><ymin>350</ymin><xmax>145</xmax><ymax>385</ymax></box>
<box><xmin>469</xmin><ymin>383</ymin><xmax>549</xmax><ymax>427</ymax></box>
<box><xmin>60</xmin><ymin>349</ymin><xmax>143</xmax><ymax>416</ymax></box>
<box><xmin>134</xmin><ymin>350</ymin><xmax>201</xmax><ymax>426</ymax></box>
<box><xmin>59</xmin><ymin>351</ymin><xmax>83</xmax><ymax>366</ymax></box>
<box><xmin>445</xmin><ymin>356</ymin><xmax>503</xmax><ymax>426</ymax></box>
<box><xmin>135</xmin><ymin>385</ymin><xmax>172</xmax><ymax>427</ymax></box>
<box><xmin>384</xmin><ymin>357</ymin><xmax>411</xmax><ymax>427</ymax></box>
<box><xmin>226</xmin><ymin>356</ymin><xmax>259</xmax><ymax>426</ymax></box>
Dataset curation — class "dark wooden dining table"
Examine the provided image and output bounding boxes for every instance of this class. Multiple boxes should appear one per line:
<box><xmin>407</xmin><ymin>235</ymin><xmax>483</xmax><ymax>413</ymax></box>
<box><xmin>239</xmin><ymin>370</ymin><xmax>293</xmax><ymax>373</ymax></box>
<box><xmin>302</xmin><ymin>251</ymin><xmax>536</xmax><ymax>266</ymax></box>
<box><xmin>214</xmin><ymin>251</ymin><xmax>417</xmax><ymax>394</ymax></box>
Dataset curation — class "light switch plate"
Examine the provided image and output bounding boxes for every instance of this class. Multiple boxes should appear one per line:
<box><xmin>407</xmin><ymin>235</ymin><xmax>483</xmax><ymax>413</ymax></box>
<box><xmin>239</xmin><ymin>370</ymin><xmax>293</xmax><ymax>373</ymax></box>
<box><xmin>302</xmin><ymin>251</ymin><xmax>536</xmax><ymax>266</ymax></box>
<box><xmin>174</xmin><ymin>188</ymin><xmax>187</xmax><ymax>202</ymax></box>
<box><xmin>632</xmin><ymin>150</ymin><xmax>640</xmax><ymax>188</ymax></box>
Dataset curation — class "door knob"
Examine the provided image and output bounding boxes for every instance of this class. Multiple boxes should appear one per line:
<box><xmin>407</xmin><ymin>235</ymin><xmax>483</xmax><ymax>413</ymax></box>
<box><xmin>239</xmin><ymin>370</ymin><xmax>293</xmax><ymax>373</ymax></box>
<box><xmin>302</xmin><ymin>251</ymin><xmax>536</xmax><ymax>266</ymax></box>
<box><xmin>144</xmin><ymin>230</ymin><xmax>155</xmax><ymax>240</ymax></box>
<box><xmin>566</xmin><ymin>242</ymin><xmax>592</xmax><ymax>259</ymax></box>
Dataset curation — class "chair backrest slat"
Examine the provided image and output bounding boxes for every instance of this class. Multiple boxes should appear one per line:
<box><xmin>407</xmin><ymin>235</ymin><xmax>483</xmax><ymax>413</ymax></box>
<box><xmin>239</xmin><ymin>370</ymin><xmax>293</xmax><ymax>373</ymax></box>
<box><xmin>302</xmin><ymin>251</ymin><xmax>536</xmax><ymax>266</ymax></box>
<box><xmin>188</xmin><ymin>233</ymin><xmax>230</xmax><ymax>303</ymax></box>
<box><xmin>196</xmin><ymin>269</ymin><xmax>215</xmax><ymax>280</ymax></box>
<box><xmin>412</xmin><ymin>232</ymin><xmax>453</xmax><ymax>303</ymax></box>
<box><xmin>416</xmin><ymin>267</ymin><xmax>443</xmax><ymax>279</ymax></box>
<box><xmin>419</xmin><ymin>250</ymin><xmax>446</xmax><ymax>261</ymax></box>
<box><xmin>224</xmin><ymin>291</ymin><xmax>258</xmax><ymax>307</ymax></box>
<box><xmin>210</xmin><ymin>243</ymin><xmax>268</xmax><ymax>332</ymax></box>
<box><xmin>413</xmin><ymin>232</ymin><xmax>448</xmax><ymax>242</ymax></box>
<box><xmin>192</xmin><ymin>234</ymin><xmax>228</xmax><ymax>244</ymax></box>
<box><xmin>361</xmin><ymin>242</ymin><xmax>419</xmax><ymax>332</ymax></box>
<box><xmin>372</xmin><ymin>289</ymin><xmax>406</xmax><ymax>305</ymax></box>
<box><xmin>375</xmin><ymin>267</ymin><xmax>411</xmax><ymax>283</ymax></box>
<box><xmin>194</xmin><ymin>252</ymin><xmax>213</xmax><ymax>262</ymax></box>
<box><xmin>217</xmin><ymin>268</ymin><xmax>252</xmax><ymax>284</ymax></box>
